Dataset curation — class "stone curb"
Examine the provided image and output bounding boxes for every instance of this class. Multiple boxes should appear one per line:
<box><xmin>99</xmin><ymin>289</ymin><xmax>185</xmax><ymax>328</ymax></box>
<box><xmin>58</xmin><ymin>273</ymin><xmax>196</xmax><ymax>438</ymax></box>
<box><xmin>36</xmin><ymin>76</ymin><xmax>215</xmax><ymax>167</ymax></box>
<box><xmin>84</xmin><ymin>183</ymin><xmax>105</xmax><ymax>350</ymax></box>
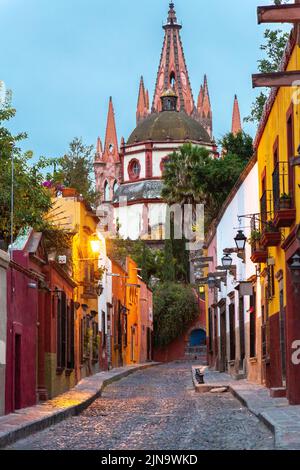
<box><xmin>0</xmin><ymin>362</ymin><xmax>160</xmax><ymax>449</ymax></box>
<box><xmin>191</xmin><ymin>367</ymin><xmax>300</xmax><ymax>449</ymax></box>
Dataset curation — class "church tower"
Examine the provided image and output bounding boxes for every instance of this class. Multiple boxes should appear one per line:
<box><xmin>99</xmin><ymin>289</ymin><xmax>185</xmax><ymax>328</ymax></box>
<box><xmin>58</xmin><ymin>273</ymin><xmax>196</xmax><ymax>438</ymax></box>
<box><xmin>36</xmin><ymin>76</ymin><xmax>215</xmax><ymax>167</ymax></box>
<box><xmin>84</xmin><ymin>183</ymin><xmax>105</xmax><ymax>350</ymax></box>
<box><xmin>94</xmin><ymin>97</ymin><xmax>121</xmax><ymax>203</ymax></box>
<box><xmin>152</xmin><ymin>2</ymin><xmax>195</xmax><ymax>115</ymax></box>
<box><xmin>136</xmin><ymin>76</ymin><xmax>150</xmax><ymax>124</ymax></box>
<box><xmin>196</xmin><ymin>75</ymin><xmax>213</xmax><ymax>138</ymax></box>
<box><xmin>231</xmin><ymin>94</ymin><xmax>242</xmax><ymax>135</ymax></box>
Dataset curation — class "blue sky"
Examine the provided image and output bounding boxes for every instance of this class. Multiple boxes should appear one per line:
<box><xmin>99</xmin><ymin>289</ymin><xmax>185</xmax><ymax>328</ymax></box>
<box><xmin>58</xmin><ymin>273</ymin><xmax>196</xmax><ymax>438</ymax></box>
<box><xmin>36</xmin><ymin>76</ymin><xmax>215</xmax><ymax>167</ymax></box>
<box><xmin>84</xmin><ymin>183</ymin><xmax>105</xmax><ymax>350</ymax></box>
<box><xmin>0</xmin><ymin>0</ymin><xmax>290</xmax><ymax>159</ymax></box>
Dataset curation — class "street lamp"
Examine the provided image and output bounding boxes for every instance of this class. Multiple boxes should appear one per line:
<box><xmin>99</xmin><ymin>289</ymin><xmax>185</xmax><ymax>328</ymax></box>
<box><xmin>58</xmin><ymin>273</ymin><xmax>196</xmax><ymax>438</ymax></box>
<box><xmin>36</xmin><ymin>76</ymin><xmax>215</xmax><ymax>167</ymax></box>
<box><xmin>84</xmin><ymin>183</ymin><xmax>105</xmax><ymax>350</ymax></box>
<box><xmin>234</xmin><ymin>230</ymin><xmax>247</xmax><ymax>251</ymax></box>
<box><xmin>289</xmin><ymin>253</ymin><xmax>300</xmax><ymax>291</ymax></box>
<box><xmin>90</xmin><ymin>238</ymin><xmax>102</xmax><ymax>254</ymax></box>
<box><xmin>95</xmin><ymin>282</ymin><xmax>104</xmax><ymax>297</ymax></box>
<box><xmin>207</xmin><ymin>274</ymin><xmax>216</xmax><ymax>290</ymax></box>
<box><xmin>222</xmin><ymin>253</ymin><xmax>233</xmax><ymax>268</ymax></box>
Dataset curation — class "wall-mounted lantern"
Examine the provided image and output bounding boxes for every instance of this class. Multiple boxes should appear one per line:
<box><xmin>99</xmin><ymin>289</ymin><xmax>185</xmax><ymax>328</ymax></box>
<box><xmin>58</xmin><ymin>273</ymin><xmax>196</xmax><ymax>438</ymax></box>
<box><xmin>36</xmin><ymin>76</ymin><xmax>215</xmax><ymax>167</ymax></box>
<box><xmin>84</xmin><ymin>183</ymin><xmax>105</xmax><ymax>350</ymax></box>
<box><xmin>234</xmin><ymin>230</ymin><xmax>247</xmax><ymax>251</ymax></box>
<box><xmin>96</xmin><ymin>282</ymin><xmax>104</xmax><ymax>297</ymax></box>
<box><xmin>222</xmin><ymin>253</ymin><xmax>233</xmax><ymax>268</ymax></box>
<box><xmin>289</xmin><ymin>253</ymin><xmax>300</xmax><ymax>293</ymax></box>
<box><xmin>207</xmin><ymin>274</ymin><xmax>216</xmax><ymax>290</ymax></box>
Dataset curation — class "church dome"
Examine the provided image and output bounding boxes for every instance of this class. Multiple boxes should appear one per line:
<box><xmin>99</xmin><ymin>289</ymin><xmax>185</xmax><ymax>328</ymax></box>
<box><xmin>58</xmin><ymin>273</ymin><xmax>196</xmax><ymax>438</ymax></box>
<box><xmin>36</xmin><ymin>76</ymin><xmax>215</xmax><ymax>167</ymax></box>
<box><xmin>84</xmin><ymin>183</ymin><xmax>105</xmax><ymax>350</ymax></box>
<box><xmin>127</xmin><ymin>111</ymin><xmax>211</xmax><ymax>145</ymax></box>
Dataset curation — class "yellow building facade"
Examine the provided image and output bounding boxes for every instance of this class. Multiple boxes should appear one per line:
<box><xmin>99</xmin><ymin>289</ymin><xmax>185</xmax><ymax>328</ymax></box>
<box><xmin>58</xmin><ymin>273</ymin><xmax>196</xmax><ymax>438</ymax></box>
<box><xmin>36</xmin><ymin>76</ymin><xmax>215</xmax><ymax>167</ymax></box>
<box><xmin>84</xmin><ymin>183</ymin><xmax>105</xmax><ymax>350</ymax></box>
<box><xmin>50</xmin><ymin>193</ymin><xmax>101</xmax><ymax>380</ymax></box>
<box><xmin>255</xmin><ymin>33</ymin><xmax>300</xmax><ymax>403</ymax></box>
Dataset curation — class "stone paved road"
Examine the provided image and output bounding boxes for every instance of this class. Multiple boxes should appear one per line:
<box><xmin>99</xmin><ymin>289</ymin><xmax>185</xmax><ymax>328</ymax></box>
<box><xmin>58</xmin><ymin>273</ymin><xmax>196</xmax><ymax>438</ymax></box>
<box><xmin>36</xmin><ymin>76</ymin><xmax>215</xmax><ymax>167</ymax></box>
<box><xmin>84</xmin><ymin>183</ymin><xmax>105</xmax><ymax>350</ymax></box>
<box><xmin>8</xmin><ymin>363</ymin><xmax>274</xmax><ymax>450</ymax></box>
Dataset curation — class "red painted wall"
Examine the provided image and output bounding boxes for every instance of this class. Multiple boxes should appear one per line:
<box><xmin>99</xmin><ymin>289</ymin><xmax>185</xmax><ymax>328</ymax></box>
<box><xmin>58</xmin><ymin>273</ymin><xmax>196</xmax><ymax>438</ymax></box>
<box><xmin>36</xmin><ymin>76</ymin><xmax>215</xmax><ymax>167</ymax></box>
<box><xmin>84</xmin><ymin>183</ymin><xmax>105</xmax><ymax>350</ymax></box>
<box><xmin>5</xmin><ymin>251</ymin><xmax>39</xmax><ymax>414</ymax></box>
<box><xmin>153</xmin><ymin>296</ymin><xmax>206</xmax><ymax>363</ymax></box>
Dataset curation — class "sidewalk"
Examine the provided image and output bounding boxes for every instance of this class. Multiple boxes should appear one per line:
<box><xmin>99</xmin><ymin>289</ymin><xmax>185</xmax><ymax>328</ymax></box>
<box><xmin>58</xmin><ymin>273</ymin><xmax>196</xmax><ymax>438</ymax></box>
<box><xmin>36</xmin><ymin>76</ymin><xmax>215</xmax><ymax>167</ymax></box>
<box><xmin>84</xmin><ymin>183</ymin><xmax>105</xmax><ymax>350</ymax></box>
<box><xmin>192</xmin><ymin>366</ymin><xmax>300</xmax><ymax>450</ymax></box>
<box><xmin>0</xmin><ymin>362</ymin><xmax>160</xmax><ymax>449</ymax></box>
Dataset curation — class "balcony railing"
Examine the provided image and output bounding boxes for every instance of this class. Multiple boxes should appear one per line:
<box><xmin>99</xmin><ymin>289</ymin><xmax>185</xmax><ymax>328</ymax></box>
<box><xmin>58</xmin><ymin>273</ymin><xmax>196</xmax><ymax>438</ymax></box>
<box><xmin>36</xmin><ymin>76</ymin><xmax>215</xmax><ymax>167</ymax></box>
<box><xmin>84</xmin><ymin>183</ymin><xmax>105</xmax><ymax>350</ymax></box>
<box><xmin>260</xmin><ymin>190</ymin><xmax>273</xmax><ymax>230</ymax></box>
<box><xmin>272</xmin><ymin>161</ymin><xmax>293</xmax><ymax>211</ymax></box>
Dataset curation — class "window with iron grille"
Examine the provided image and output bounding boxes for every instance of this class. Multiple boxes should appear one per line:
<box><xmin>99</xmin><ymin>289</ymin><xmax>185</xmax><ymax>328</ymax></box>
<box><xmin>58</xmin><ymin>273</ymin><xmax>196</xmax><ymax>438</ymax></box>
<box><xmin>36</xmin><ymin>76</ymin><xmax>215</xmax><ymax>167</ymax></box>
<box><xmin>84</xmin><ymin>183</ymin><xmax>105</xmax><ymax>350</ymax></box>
<box><xmin>67</xmin><ymin>300</ymin><xmax>75</xmax><ymax>370</ymax></box>
<box><xmin>57</xmin><ymin>291</ymin><xmax>67</xmax><ymax>369</ymax></box>
<box><xmin>123</xmin><ymin>314</ymin><xmax>128</xmax><ymax>348</ymax></box>
<box><xmin>267</xmin><ymin>265</ymin><xmax>275</xmax><ymax>300</ymax></box>
<box><xmin>92</xmin><ymin>321</ymin><xmax>99</xmax><ymax>361</ymax></box>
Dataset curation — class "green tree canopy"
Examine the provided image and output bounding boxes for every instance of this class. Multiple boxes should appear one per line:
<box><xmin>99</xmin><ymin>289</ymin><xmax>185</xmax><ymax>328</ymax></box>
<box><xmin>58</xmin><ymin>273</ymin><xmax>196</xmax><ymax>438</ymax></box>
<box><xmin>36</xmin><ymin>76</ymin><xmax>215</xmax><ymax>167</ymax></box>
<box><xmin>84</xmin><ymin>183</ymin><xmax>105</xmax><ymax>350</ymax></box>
<box><xmin>153</xmin><ymin>282</ymin><xmax>199</xmax><ymax>348</ymax></box>
<box><xmin>219</xmin><ymin>131</ymin><xmax>253</xmax><ymax>163</ymax></box>
<box><xmin>47</xmin><ymin>137</ymin><xmax>98</xmax><ymax>205</ymax></box>
<box><xmin>162</xmin><ymin>143</ymin><xmax>248</xmax><ymax>230</ymax></box>
<box><xmin>0</xmin><ymin>92</ymin><xmax>52</xmax><ymax>245</ymax></box>
<box><xmin>245</xmin><ymin>1</ymin><xmax>290</xmax><ymax>125</ymax></box>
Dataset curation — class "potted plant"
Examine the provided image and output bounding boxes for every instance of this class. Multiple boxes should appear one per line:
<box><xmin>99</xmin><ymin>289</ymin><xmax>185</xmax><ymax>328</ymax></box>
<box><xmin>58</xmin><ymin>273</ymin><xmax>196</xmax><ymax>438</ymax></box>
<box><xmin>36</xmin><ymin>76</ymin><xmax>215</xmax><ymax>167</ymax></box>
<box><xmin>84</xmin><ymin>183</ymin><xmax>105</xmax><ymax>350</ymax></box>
<box><xmin>250</xmin><ymin>230</ymin><xmax>268</xmax><ymax>263</ymax></box>
<box><xmin>261</xmin><ymin>221</ymin><xmax>281</xmax><ymax>247</ymax></box>
<box><xmin>62</xmin><ymin>187</ymin><xmax>77</xmax><ymax>198</ymax></box>
<box><xmin>249</xmin><ymin>229</ymin><xmax>261</xmax><ymax>248</ymax></box>
<box><xmin>279</xmin><ymin>193</ymin><xmax>292</xmax><ymax>210</ymax></box>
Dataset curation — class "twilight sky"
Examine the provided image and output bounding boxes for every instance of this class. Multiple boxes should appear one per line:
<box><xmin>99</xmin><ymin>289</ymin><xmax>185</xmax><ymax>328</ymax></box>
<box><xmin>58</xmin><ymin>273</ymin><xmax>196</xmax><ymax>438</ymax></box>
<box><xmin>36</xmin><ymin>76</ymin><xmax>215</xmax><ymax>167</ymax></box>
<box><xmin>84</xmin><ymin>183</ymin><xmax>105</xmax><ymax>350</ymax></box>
<box><xmin>0</xmin><ymin>0</ymin><xmax>291</xmax><ymax>159</ymax></box>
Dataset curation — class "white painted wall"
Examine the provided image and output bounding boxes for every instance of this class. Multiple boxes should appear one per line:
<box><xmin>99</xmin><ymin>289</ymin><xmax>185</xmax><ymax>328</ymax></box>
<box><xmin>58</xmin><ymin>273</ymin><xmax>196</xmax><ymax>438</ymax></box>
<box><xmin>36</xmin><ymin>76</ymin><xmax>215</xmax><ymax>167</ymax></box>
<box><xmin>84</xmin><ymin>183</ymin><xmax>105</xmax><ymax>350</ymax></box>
<box><xmin>215</xmin><ymin>162</ymin><xmax>260</xmax><ymax>352</ymax></box>
<box><xmin>96</xmin><ymin>233</ymin><xmax>112</xmax><ymax>335</ymax></box>
<box><xmin>124</xmin><ymin>151</ymin><xmax>146</xmax><ymax>181</ymax></box>
<box><xmin>114</xmin><ymin>202</ymin><xmax>167</xmax><ymax>241</ymax></box>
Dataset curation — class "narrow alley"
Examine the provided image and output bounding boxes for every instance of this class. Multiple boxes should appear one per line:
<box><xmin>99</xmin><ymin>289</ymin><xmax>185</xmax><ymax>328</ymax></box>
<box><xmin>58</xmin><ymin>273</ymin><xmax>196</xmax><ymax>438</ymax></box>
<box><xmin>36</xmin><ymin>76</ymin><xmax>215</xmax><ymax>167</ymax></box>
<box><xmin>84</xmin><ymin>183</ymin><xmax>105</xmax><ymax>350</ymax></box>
<box><xmin>7</xmin><ymin>363</ymin><xmax>274</xmax><ymax>451</ymax></box>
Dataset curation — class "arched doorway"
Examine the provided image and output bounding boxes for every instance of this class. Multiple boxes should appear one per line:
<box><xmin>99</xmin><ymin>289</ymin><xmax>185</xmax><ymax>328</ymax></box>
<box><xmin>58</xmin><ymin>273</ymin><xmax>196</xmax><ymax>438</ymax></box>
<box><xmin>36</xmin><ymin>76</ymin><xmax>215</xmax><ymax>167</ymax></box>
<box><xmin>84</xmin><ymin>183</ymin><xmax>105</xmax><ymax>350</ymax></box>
<box><xmin>185</xmin><ymin>328</ymin><xmax>207</xmax><ymax>359</ymax></box>
<box><xmin>189</xmin><ymin>329</ymin><xmax>206</xmax><ymax>347</ymax></box>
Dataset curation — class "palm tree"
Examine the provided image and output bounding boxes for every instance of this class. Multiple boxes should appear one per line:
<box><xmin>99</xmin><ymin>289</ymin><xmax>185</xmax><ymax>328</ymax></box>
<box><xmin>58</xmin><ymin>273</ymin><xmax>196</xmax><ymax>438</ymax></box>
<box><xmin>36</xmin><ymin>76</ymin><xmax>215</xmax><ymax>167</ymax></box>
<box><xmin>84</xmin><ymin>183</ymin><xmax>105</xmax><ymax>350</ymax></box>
<box><xmin>162</xmin><ymin>143</ymin><xmax>210</xmax><ymax>207</ymax></box>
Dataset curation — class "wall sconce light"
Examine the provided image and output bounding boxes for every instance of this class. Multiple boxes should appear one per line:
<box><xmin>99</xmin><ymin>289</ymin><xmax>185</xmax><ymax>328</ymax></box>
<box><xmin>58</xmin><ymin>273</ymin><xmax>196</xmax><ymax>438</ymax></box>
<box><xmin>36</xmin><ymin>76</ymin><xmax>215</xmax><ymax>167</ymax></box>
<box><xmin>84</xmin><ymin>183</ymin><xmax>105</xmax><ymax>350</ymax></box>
<box><xmin>234</xmin><ymin>230</ymin><xmax>247</xmax><ymax>251</ymax></box>
<box><xmin>207</xmin><ymin>274</ymin><xmax>216</xmax><ymax>290</ymax></box>
<box><xmin>199</xmin><ymin>285</ymin><xmax>205</xmax><ymax>295</ymax></box>
<box><xmin>289</xmin><ymin>253</ymin><xmax>300</xmax><ymax>293</ymax></box>
<box><xmin>222</xmin><ymin>253</ymin><xmax>233</xmax><ymax>268</ymax></box>
<box><xmin>96</xmin><ymin>282</ymin><xmax>104</xmax><ymax>297</ymax></box>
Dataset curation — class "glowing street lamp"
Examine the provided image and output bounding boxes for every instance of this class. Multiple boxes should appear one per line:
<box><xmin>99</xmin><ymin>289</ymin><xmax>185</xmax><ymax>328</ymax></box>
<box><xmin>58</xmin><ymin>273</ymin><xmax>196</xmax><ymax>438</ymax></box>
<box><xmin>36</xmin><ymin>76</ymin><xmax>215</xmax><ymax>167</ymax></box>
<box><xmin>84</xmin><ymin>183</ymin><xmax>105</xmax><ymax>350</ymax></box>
<box><xmin>90</xmin><ymin>237</ymin><xmax>102</xmax><ymax>254</ymax></box>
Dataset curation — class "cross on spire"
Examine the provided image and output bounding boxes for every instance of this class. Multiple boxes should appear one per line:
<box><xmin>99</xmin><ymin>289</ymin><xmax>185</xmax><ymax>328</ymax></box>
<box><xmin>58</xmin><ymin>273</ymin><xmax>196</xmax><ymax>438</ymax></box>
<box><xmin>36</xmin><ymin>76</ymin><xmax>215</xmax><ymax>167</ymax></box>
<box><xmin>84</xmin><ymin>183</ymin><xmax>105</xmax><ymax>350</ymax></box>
<box><xmin>167</xmin><ymin>2</ymin><xmax>178</xmax><ymax>25</ymax></box>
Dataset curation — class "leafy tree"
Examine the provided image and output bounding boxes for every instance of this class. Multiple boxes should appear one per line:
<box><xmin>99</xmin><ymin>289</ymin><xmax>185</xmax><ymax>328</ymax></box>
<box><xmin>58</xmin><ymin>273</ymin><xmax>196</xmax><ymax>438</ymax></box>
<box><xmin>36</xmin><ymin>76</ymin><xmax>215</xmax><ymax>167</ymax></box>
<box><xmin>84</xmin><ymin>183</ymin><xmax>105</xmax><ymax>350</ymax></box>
<box><xmin>0</xmin><ymin>91</ymin><xmax>52</xmax><ymax>245</ymax></box>
<box><xmin>107</xmin><ymin>238</ymin><xmax>165</xmax><ymax>285</ymax></box>
<box><xmin>162</xmin><ymin>143</ymin><xmax>248</xmax><ymax>230</ymax></box>
<box><xmin>48</xmin><ymin>137</ymin><xmax>98</xmax><ymax>205</ymax></box>
<box><xmin>153</xmin><ymin>282</ymin><xmax>199</xmax><ymax>348</ymax></box>
<box><xmin>162</xmin><ymin>238</ymin><xmax>175</xmax><ymax>282</ymax></box>
<box><xmin>196</xmin><ymin>153</ymin><xmax>246</xmax><ymax>226</ymax></box>
<box><xmin>245</xmin><ymin>0</ymin><xmax>290</xmax><ymax>123</ymax></box>
<box><xmin>219</xmin><ymin>131</ymin><xmax>253</xmax><ymax>163</ymax></box>
<box><xmin>161</xmin><ymin>143</ymin><xmax>209</xmax><ymax>206</ymax></box>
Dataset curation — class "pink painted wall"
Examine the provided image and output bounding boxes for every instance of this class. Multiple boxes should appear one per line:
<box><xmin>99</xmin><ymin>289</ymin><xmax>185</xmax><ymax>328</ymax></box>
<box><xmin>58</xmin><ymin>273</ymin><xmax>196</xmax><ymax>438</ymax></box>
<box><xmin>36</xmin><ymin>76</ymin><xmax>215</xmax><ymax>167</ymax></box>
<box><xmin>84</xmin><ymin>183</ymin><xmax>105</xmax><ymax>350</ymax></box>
<box><xmin>138</xmin><ymin>280</ymin><xmax>153</xmax><ymax>363</ymax></box>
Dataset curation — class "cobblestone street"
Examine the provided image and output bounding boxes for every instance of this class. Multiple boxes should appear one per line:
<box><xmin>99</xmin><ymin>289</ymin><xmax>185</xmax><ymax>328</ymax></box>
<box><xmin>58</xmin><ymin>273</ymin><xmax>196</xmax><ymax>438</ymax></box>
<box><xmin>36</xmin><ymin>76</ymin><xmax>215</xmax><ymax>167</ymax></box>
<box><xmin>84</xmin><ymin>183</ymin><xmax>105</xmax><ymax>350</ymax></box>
<box><xmin>8</xmin><ymin>363</ymin><xmax>274</xmax><ymax>450</ymax></box>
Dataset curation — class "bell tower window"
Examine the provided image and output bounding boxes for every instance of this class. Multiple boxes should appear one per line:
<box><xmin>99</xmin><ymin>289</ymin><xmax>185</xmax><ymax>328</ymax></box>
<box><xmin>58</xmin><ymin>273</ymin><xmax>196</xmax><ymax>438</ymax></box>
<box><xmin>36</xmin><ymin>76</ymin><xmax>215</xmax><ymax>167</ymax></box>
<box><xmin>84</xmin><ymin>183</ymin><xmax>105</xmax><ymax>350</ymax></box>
<box><xmin>170</xmin><ymin>72</ymin><xmax>176</xmax><ymax>88</ymax></box>
<box><xmin>104</xmin><ymin>181</ymin><xmax>110</xmax><ymax>201</ymax></box>
<box><xmin>113</xmin><ymin>180</ymin><xmax>119</xmax><ymax>195</ymax></box>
